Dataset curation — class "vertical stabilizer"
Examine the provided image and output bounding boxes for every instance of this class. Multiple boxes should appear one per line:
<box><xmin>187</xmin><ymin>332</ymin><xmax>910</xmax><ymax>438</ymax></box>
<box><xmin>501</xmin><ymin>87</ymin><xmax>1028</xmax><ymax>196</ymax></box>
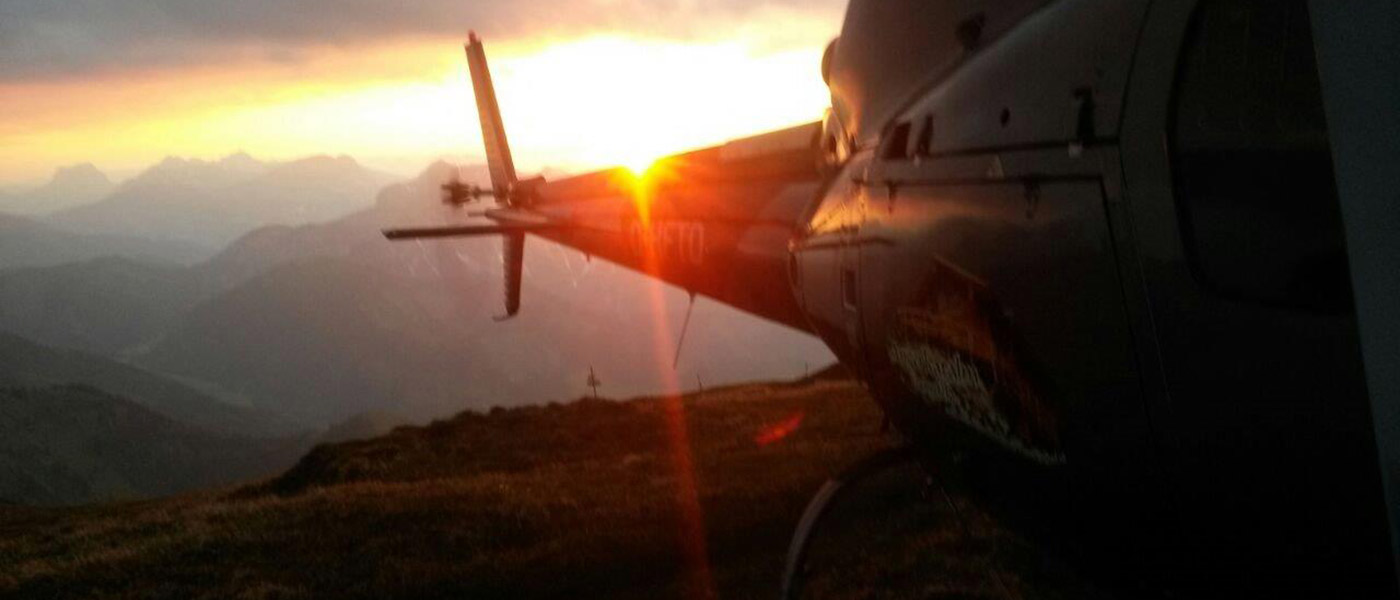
<box><xmin>466</xmin><ymin>33</ymin><xmax>525</xmax><ymax>318</ymax></box>
<box><xmin>501</xmin><ymin>231</ymin><xmax>525</xmax><ymax>317</ymax></box>
<box><xmin>465</xmin><ymin>32</ymin><xmax>518</xmax><ymax>202</ymax></box>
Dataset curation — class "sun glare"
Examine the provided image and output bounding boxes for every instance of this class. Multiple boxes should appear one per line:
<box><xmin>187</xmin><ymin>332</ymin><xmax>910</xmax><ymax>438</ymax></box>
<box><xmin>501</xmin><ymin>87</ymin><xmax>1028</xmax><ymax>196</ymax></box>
<box><xmin>0</xmin><ymin>28</ymin><xmax>834</xmax><ymax>182</ymax></box>
<box><xmin>624</xmin><ymin>156</ymin><xmax>656</xmax><ymax>178</ymax></box>
<box><xmin>485</xmin><ymin>35</ymin><xmax>831</xmax><ymax>174</ymax></box>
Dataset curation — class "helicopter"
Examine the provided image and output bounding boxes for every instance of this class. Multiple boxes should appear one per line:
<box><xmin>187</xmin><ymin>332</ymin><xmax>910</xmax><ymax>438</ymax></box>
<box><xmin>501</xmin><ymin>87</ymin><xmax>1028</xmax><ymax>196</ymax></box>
<box><xmin>385</xmin><ymin>0</ymin><xmax>1400</xmax><ymax>597</ymax></box>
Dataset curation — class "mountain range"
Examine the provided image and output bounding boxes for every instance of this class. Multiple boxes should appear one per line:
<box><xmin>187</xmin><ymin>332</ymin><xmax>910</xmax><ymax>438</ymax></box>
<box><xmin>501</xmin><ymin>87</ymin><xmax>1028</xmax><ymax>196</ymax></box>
<box><xmin>47</xmin><ymin>153</ymin><xmax>399</xmax><ymax>253</ymax></box>
<box><xmin>0</xmin><ymin>153</ymin><xmax>833</xmax><ymax>504</ymax></box>
<box><xmin>2</xmin><ymin>159</ymin><xmax>832</xmax><ymax>426</ymax></box>
<box><xmin>0</xmin><ymin>154</ymin><xmax>399</xmax><ymax>269</ymax></box>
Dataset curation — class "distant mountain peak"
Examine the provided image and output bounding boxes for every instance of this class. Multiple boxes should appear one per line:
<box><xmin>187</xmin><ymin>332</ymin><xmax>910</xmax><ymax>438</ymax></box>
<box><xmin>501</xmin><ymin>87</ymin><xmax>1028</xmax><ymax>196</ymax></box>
<box><xmin>154</xmin><ymin>156</ymin><xmax>193</xmax><ymax>169</ymax></box>
<box><xmin>0</xmin><ymin>162</ymin><xmax>115</xmax><ymax>215</ymax></box>
<box><xmin>279</xmin><ymin>154</ymin><xmax>361</xmax><ymax>170</ymax></box>
<box><xmin>140</xmin><ymin>156</ymin><xmax>203</xmax><ymax>181</ymax></box>
<box><xmin>416</xmin><ymin>161</ymin><xmax>461</xmax><ymax>185</ymax></box>
<box><xmin>218</xmin><ymin>152</ymin><xmax>264</xmax><ymax>174</ymax></box>
<box><xmin>370</xmin><ymin>160</ymin><xmax>477</xmax><ymax>213</ymax></box>
<box><xmin>263</xmin><ymin>155</ymin><xmax>376</xmax><ymax>184</ymax></box>
<box><xmin>132</xmin><ymin>154</ymin><xmax>268</xmax><ymax>188</ymax></box>
<box><xmin>148</xmin><ymin>153</ymin><xmax>268</xmax><ymax>174</ymax></box>
<box><xmin>50</xmin><ymin>163</ymin><xmax>110</xmax><ymax>188</ymax></box>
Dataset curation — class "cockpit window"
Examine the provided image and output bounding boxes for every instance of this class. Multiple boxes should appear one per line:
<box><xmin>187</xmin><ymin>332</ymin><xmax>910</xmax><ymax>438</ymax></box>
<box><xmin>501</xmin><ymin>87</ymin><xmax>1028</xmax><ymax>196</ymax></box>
<box><xmin>913</xmin><ymin>114</ymin><xmax>934</xmax><ymax>157</ymax></box>
<box><xmin>1170</xmin><ymin>0</ymin><xmax>1351</xmax><ymax>313</ymax></box>
<box><xmin>881</xmin><ymin>121</ymin><xmax>912</xmax><ymax>160</ymax></box>
<box><xmin>821</xmin><ymin>109</ymin><xmax>853</xmax><ymax>168</ymax></box>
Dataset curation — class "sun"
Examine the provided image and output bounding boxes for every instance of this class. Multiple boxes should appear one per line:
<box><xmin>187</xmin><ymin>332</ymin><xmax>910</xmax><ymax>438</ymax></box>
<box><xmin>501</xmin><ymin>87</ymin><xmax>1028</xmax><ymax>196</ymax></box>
<box><xmin>623</xmin><ymin>155</ymin><xmax>657</xmax><ymax>177</ymax></box>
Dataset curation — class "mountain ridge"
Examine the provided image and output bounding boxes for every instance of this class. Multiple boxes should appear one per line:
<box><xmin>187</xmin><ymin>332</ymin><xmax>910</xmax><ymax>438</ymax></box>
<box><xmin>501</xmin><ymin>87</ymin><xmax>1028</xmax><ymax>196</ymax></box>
<box><xmin>0</xmin><ymin>163</ymin><xmax>113</xmax><ymax>215</ymax></box>
<box><xmin>46</xmin><ymin>153</ymin><xmax>400</xmax><ymax>251</ymax></box>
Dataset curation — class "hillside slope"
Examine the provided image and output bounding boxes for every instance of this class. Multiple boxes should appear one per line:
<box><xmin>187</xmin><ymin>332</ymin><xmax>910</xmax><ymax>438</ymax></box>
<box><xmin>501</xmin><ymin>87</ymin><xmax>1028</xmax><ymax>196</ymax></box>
<box><xmin>0</xmin><ymin>213</ymin><xmax>210</xmax><ymax>270</ymax></box>
<box><xmin>0</xmin><ymin>386</ymin><xmax>309</xmax><ymax>506</ymax></box>
<box><xmin>0</xmin><ymin>376</ymin><xmax>1098</xmax><ymax>599</ymax></box>
<box><xmin>0</xmin><ymin>259</ymin><xmax>202</xmax><ymax>357</ymax></box>
<box><xmin>0</xmin><ymin>332</ymin><xmax>292</xmax><ymax>436</ymax></box>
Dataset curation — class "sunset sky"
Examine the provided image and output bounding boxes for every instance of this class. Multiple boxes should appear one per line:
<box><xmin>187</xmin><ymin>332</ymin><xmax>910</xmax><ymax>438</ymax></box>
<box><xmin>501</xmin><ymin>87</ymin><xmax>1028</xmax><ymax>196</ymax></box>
<box><xmin>0</xmin><ymin>0</ymin><xmax>845</xmax><ymax>186</ymax></box>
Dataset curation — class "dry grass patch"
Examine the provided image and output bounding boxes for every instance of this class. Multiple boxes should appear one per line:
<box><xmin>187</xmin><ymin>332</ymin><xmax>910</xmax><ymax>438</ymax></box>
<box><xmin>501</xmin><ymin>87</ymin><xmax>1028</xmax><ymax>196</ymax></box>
<box><xmin>0</xmin><ymin>377</ymin><xmax>1101</xmax><ymax>599</ymax></box>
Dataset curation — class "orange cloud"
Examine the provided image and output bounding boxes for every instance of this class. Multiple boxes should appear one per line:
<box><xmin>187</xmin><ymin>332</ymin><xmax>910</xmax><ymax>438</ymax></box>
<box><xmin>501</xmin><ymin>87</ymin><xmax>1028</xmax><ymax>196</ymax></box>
<box><xmin>1</xmin><ymin>0</ymin><xmax>843</xmax><ymax>81</ymax></box>
<box><xmin>1</xmin><ymin>10</ymin><xmax>838</xmax><ymax>184</ymax></box>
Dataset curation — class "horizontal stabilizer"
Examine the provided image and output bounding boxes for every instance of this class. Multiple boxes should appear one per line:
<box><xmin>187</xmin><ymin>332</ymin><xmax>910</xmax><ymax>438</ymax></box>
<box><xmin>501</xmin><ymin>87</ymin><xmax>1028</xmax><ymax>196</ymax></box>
<box><xmin>381</xmin><ymin>223</ymin><xmax>559</xmax><ymax>240</ymax></box>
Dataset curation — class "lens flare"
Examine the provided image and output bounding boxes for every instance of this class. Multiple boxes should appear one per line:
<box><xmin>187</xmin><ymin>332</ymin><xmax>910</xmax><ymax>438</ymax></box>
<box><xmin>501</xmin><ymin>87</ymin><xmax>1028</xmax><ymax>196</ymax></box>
<box><xmin>623</xmin><ymin>170</ymin><xmax>715</xmax><ymax>598</ymax></box>
<box><xmin>624</xmin><ymin>156</ymin><xmax>657</xmax><ymax>178</ymax></box>
<box><xmin>755</xmin><ymin>412</ymin><xmax>805</xmax><ymax>447</ymax></box>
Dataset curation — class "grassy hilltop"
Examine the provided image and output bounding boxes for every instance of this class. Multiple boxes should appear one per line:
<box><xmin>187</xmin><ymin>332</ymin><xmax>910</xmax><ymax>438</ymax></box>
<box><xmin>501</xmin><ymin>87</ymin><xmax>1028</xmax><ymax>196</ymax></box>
<box><xmin>0</xmin><ymin>373</ymin><xmax>1097</xmax><ymax>599</ymax></box>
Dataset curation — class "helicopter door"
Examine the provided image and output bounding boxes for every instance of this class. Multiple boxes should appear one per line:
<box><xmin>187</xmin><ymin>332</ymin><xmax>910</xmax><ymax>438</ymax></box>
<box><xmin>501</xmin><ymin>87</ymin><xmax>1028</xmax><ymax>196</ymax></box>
<box><xmin>794</xmin><ymin>151</ymin><xmax>870</xmax><ymax>368</ymax></box>
<box><xmin>1120</xmin><ymin>0</ymin><xmax>1393</xmax><ymax>590</ymax></box>
<box><xmin>858</xmin><ymin>167</ymin><xmax>1147</xmax><ymax>459</ymax></box>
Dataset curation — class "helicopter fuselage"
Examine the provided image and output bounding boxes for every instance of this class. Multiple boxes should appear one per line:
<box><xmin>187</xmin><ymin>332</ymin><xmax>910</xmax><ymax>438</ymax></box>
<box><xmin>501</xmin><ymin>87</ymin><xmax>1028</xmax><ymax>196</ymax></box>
<box><xmin>791</xmin><ymin>0</ymin><xmax>1394</xmax><ymax>594</ymax></box>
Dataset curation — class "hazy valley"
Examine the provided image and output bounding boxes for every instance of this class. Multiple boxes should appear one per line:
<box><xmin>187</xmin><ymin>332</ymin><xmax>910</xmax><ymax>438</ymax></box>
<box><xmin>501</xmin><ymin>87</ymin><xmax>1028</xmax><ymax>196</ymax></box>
<box><xmin>0</xmin><ymin>153</ymin><xmax>833</xmax><ymax>506</ymax></box>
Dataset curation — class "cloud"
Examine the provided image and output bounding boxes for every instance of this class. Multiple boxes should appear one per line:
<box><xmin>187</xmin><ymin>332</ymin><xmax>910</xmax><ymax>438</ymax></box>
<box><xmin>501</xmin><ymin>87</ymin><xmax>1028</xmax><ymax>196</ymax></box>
<box><xmin>0</xmin><ymin>0</ymin><xmax>845</xmax><ymax>81</ymax></box>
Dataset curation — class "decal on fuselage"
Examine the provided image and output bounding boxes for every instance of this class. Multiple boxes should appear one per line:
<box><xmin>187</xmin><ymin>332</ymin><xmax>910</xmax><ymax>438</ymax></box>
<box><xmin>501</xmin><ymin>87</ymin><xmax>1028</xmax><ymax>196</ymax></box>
<box><xmin>626</xmin><ymin>220</ymin><xmax>706</xmax><ymax>267</ymax></box>
<box><xmin>888</xmin><ymin>261</ymin><xmax>1065</xmax><ymax>465</ymax></box>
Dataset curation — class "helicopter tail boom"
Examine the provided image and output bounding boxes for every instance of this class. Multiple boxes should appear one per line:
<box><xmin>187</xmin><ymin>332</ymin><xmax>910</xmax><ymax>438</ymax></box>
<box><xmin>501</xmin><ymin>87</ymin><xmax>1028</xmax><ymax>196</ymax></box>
<box><xmin>384</xmin><ymin>34</ymin><xmax>821</xmax><ymax>331</ymax></box>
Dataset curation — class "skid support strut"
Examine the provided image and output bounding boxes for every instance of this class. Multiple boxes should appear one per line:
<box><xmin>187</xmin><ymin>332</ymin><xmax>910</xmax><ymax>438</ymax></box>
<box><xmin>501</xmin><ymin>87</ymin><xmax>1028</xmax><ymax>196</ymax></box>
<box><xmin>779</xmin><ymin>445</ymin><xmax>919</xmax><ymax>600</ymax></box>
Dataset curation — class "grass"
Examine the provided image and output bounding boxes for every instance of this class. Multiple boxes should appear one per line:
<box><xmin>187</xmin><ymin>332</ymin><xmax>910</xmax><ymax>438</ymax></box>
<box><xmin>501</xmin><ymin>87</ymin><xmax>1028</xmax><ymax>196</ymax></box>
<box><xmin>0</xmin><ymin>375</ymin><xmax>1103</xmax><ymax>599</ymax></box>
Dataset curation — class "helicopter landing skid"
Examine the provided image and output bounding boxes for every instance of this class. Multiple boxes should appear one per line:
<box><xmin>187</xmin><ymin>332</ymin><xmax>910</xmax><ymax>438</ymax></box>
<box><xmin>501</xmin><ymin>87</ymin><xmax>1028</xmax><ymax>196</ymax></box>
<box><xmin>779</xmin><ymin>444</ymin><xmax>919</xmax><ymax>600</ymax></box>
